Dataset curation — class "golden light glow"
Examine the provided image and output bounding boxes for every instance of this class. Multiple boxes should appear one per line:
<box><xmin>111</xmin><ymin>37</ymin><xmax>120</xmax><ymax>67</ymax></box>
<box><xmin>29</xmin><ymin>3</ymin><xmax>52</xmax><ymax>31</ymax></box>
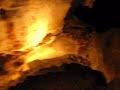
<box><xmin>14</xmin><ymin>0</ymin><xmax>72</xmax><ymax>64</ymax></box>
<box><xmin>0</xmin><ymin>0</ymin><xmax>73</xmax><ymax>87</ymax></box>
<box><xmin>0</xmin><ymin>1</ymin><xmax>115</xmax><ymax>87</ymax></box>
<box><xmin>19</xmin><ymin>18</ymin><xmax>48</xmax><ymax>51</ymax></box>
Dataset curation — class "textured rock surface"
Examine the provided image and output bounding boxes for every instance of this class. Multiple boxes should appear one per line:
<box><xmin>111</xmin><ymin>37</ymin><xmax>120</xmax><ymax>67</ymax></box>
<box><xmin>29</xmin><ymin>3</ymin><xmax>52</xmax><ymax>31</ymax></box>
<box><xmin>0</xmin><ymin>0</ymin><xmax>119</xmax><ymax>89</ymax></box>
<box><xmin>0</xmin><ymin>19</ymin><xmax>107</xmax><ymax>89</ymax></box>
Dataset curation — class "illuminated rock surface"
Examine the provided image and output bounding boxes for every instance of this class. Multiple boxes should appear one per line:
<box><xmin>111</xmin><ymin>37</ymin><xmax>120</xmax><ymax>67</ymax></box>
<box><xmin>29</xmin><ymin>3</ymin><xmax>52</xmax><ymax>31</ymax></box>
<box><xmin>0</xmin><ymin>0</ymin><xmax>120</xmax><ymax>90</ymax></box>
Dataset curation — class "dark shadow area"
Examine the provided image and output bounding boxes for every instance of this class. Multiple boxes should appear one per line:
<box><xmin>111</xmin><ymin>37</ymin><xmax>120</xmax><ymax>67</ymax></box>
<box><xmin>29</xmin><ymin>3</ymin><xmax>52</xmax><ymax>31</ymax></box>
<box><xmin>69</xmin><ymin>0</ymin><xmax>120</xmax><ymax>32</ymax></box>
<box><xmin>9</xmin><ymin>63</ymin><xmax>107</xmax><ymax>90</ymax></box>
